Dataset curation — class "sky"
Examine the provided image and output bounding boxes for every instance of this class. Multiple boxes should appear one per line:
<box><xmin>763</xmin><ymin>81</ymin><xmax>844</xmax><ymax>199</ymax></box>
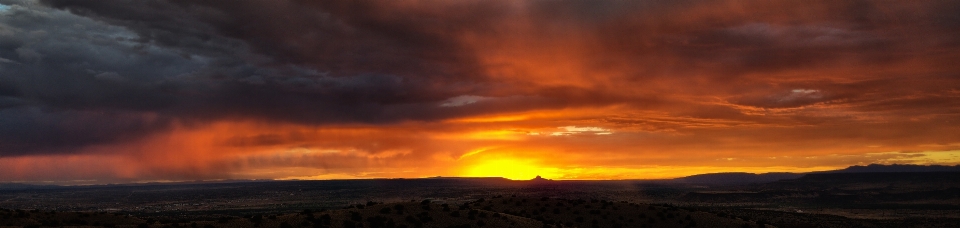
<box><xmin>0</xmin><ymin>0</ymin><xmax>959</xmax><ymax>184</ymax></box>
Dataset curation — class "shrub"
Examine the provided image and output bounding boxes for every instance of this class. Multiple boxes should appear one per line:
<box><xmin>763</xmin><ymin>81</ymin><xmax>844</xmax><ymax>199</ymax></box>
<box><xmin>366</xmin><ymin>216</ymin><xmax>393</xmax><ymax>228</ymax></box>
<box><xmin>343</xmin><ymin>220</ymin><xmax>357</xmax><ymax>228</ymax></box>
<box><xmin>406</xmin><ymin>215</ymin><xmax>422</xmax><ymax>225</ymax></box>
<box><xmin>350</xmin><ymin>211</ymin><xmax>363</xmax><ymax>221</ymax></box>
<box><xmin>317</xmin><ymin>214</ymin><xmax>332</xmax><ymax>226</ymax></box>
<box><xmin>417</xmin><ymin>211</ymin><xmax>433</xmax><ymax>223</ymax></box>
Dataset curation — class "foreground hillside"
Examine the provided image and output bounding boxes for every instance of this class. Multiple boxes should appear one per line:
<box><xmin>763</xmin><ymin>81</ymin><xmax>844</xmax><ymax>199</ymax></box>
<box><xmin>675</xmin><ymin>172</ymin><xmax>960</xmax><ymax>228</ymax></box>
<box><xmin>0</xmin><ymin>196</ymin><xmax>769</xmax><ymax>228</ymax></box>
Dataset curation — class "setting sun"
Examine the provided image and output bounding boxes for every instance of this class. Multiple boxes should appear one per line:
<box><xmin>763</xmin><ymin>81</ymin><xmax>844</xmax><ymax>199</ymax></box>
<box><xmin>463</xmin><ymin>159</ymin><xmax>559</xmax><ymax>180</ymax></box>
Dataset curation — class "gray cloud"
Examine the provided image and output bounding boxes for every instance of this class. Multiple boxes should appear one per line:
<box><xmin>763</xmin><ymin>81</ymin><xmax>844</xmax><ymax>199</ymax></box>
<box><xmin>0</xmin><ymin>0</ymin><xmax>957</xmax><ymax>158</ymax></box>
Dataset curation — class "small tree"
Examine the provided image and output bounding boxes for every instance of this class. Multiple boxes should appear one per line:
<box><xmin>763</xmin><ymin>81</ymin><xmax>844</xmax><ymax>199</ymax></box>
<box><xmin>394</xmin><ymin>204</ymin><xmax>405</xmax><ymax>214</ymax></box>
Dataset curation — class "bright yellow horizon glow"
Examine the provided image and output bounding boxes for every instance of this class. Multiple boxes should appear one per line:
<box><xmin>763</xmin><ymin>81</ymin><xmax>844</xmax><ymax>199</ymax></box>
<box><xmin>460</xmin><ymin>162</ymin><xmax>847</xmax><ymax>180</ymax></box>
<box><xmin>463</xmin><ymin>159</ymin><xmax>560</xmax><ymax>180</ymax></box>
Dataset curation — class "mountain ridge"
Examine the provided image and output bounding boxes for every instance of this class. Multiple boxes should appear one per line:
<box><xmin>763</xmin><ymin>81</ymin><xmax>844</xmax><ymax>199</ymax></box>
<box><xmin>3</xmin><ymin>164</ymin><xmax>958</xmax><ymax>188</ymax></box>
<box><xmin>671</xmin><ymin>164</ymin><xmax>960</xmax><ymax>184</ymax></box>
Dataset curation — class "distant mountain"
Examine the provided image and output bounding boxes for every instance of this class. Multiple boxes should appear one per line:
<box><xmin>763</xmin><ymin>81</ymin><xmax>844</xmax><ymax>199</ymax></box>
<box><xmin>425</xmin><ymin>176</ymin><xmax>512</xmax><ymax>181</ymax></box>
<box><xmin>762</xmin><ymin>172</ymin><xmax>960</xmax><ymax>191</ymax></box>
<box><xmin>0</xmin><ymin>183</ymin><xmax>62</xmax><ymax>190</ymax></box>
<box><xmin>817</xmin><ymin>164</ymin><xmax>960</xmax><ymax>173</ymax></box>
<box><xmin>672</xmin><ymin>164</ymin><xmax>960</xmax><ymax>186</ymax></box>
<box><xmin>674</xmin><ymin>172</ymin><xmax>804</xmax><ymax>184</ymax></box>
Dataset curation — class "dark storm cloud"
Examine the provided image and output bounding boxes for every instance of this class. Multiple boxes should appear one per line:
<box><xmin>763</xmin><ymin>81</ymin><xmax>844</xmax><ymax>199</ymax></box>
<box><xmin>0</xmin><ymin>0</ymin><xmax>488</xmax><ymax>155</ymax></box>
<box><xmin>0</xmin><ymin>0</ymin><xmax>198</xmax><ymax>155</ymax></box>
<box><xmin>38</xmin><ymin>0</ymin><xmax>495</xmax><ymax>83</ymax></box>
<box><xmin>0</xmin><ymin>107</ymin><xmax>169</xmax><ymax>155</ymax></box>
<box><xmin>32</xmin><ymin>0</ymin><xmax>520</xmax><ymax>112</ymax></box>
<box><xmin>1</xmin><ymin>0</ymin><xmax>959</xmax><ymax>158</ymax></box>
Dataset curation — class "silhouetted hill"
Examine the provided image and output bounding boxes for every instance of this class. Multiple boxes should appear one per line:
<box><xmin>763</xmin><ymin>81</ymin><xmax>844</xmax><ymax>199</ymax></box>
<box><xmin>668</xmin><ymin>164</ymin><xmax>960</xmax><ymax>186</ymax></box>
<box><xmin>764</xmin><ymin>172</ymin><xmax>960</xmax><ymax>191</ymax></box>
<box><xmin>674</xmin><ymin>172</ymin><xmax>804</xmax><ymax>184</ymax></box>
<box><xmin>0</xmin><ymin>183</ymin><xmax>61</xmax><ymax>190</ymax></box>
<box><xmin>816</xmin><ymin>164</ymin><xmax>960</xmax><ymax>173</ymax></box>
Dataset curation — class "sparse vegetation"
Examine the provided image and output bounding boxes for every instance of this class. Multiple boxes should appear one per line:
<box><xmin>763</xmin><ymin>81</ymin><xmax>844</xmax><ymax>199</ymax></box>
<box><xmin>0</xmin><ymin>173</ymin><xmax>958</xmax><ymax>228</ymax></box>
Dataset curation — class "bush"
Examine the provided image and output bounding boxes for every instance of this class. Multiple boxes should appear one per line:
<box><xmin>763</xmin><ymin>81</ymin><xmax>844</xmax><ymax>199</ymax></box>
<box><xmin>316</xmin><ymin>214</ymin><xmax>332</xmax><ymax>226</ymax></box>
<box><xmin>367</xmin><ymin>216</ymin><xmax>391</xmax><ymax>228</ymax></box>
<box><xmin>417</xmin><ymin>211</ymin><xmax>433</xmax><ymax>223</ymax></box>
<box><xmin>343</xmin><ymin>220</ymin><xmax>357</xmax><ymax>228</ymax></box>
<box><xmin>405</xmin><ymin>215</ymin><xmax>422</xmax><ymax>226</ymax></box>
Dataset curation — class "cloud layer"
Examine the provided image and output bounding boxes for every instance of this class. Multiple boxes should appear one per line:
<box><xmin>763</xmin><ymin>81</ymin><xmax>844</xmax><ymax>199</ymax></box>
<box><xmin>0</xmin><ymin>0</ymin><xmax>958</xmax><ymax>183</ymax></box>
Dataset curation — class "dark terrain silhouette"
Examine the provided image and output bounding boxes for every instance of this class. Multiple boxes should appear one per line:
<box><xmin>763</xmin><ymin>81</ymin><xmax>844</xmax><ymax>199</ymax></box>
<box><xmin>0</xmin><ymin>164</ymin><xmax>958</xmax><ymax>228</ymax></box>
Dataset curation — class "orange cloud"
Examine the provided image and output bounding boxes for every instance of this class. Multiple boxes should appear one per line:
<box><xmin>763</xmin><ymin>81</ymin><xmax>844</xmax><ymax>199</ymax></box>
<box><xmin>2</xmin><ymin>0</ymin><xmax>959</xmax><ymax>183</ymax></box>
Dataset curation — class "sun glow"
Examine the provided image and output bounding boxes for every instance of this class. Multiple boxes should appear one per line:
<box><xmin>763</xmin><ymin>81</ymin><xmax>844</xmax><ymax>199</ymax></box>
<box><xmin>462</xmin><ymin>159</ymin><xmax>559</xmax><ymax>180</ymax></box>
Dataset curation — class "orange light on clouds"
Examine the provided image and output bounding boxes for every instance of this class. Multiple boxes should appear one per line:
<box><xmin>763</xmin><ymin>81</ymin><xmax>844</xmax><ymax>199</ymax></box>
<box><xmin>1</xmin><ymin>114</ymin><xmax>958</xmax><ymax>184</ymax></box>
<box><xmin>2</xmin><ymin>0</ymin><xmax>959</xmax><ymax>184</ymax></box>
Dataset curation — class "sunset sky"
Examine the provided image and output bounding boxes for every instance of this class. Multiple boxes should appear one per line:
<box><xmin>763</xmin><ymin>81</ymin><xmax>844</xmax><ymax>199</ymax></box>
<box><xmin>1</xmin><ymin>0</ymin><xmax>959</xmax><ymax>184</ymax></box>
